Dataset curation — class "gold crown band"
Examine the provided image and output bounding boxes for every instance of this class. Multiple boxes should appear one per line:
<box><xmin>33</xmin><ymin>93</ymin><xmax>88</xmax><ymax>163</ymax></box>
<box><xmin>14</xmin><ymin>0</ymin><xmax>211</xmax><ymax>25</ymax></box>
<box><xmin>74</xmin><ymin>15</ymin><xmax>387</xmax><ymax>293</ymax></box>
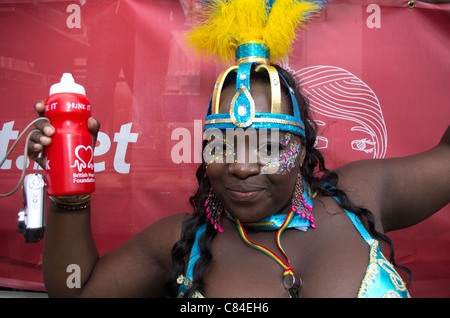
<box><xmin>211</xmin><ymin>66</ymin><xmax>239</xmax><ymax>115</ymax></box>
<box><xmin>236</xmin><ymin>56</ymin><xmax>270</xmax><ymax>65</ymax></box>
<box><xmin>255</xmin><ymin>64</ymin><xmax>281</xmax><ymax>114</ymax></box>
<box><xmin>211</xmin><ymin>64</ymin><xmax>282</xmax><ymax>116</ymax></box>
<box><xmin>204</xmin><ymin>117</ymin><xmax>304</xmax><ymax>130</ymax></box>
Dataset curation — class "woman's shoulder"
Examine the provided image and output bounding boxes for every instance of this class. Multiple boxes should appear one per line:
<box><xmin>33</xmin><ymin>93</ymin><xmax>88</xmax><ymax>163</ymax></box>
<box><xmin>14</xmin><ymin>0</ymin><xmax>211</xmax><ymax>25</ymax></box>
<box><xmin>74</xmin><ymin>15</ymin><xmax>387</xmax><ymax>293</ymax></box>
<box><xmin>332</xmin><ymin>159</ymin><xmax>386</xmax><ymax>230</ymax></box>
<box><xmin>333</xmin><ymin>159</ymin><xmax>386</xmax><ymax>200</ymax></box>
<box><xmin>124</xmin><ymin>212</ymin><xmax>191</xmax><ymax>265</ymax></box>
<box><xmin>139</xmin><ymin>212</ymin><xmax>191</xmax><ymax>243</ymax></box>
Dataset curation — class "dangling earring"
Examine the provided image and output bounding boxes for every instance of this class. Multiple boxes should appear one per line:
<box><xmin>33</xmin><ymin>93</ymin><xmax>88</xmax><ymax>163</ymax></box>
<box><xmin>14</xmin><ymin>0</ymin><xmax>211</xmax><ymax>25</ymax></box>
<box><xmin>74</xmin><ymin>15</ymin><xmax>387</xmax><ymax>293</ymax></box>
<box><xmin>291</xmin><ymin>172</ymin><xmax>316</xmax><ymax>228</ymax></box>
<box><xmin>205</xmin><ymin>188</ymin><xmax>224</xmax><ymax>233</ymax></box>
<box><xmin>291</xmin><ymin>172</ymin><xmax>304</xmax><ymax>214</ymax></box>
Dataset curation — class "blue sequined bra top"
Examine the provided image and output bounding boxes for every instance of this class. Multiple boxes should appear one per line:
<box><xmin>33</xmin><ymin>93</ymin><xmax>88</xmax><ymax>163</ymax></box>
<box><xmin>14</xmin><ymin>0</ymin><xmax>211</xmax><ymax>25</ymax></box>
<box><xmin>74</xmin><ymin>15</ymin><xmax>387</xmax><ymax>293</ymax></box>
<box><xmin>344</xmin><ymin>208</ymin><xmax>410</xmax><ymax>298</ymax></box>
<box><xmin>177</xmin><ymin>196</ymin><xmax>410</xmax><ymax>298</ymax></box>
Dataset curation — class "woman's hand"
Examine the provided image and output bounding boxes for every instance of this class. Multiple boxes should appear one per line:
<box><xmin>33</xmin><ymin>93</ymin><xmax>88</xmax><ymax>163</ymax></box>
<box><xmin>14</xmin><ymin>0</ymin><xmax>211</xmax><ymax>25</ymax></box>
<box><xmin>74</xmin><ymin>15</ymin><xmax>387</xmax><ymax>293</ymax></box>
<box><xmin>28</xmin><ymin>100</ymin><xmax>100</xmax><ymax>169</ymax></box>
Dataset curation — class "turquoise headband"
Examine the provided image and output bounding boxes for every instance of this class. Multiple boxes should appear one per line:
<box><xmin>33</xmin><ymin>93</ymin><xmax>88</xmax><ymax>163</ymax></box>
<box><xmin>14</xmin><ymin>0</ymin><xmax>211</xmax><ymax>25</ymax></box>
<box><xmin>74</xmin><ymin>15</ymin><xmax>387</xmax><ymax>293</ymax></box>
<box><xmin>203</xmin><ymin>43</ymin><xmax>306</xmax><ymax>137</ymax></box>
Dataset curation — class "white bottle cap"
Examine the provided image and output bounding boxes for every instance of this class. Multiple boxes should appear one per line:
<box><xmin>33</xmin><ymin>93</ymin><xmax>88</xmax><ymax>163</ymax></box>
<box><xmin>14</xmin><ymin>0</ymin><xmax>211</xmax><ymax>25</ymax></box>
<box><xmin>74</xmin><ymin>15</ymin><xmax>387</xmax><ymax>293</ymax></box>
<box><xmin>49</xmin><ymin>73</ymin><xmax>86</xmax><ymax>96</ymax></box>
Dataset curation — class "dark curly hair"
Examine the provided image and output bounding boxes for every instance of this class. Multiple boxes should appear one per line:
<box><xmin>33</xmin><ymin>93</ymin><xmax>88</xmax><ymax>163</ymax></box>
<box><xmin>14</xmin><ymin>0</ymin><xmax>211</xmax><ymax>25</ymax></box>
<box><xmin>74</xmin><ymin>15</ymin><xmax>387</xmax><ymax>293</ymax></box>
<box><xmin>165</xmin><ymin>65</ymin><xmax>410</xmax><ymax>297</ymax></box>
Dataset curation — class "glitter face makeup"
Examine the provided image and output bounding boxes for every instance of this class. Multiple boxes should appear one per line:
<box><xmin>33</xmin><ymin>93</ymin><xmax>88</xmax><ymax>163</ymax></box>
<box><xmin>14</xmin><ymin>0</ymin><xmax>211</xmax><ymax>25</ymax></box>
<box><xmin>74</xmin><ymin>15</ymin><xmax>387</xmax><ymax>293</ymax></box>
<box><xmin>203</xmin><ymin>130</ymin><xmax>301</xmax><ymax>175</ymax></box>
<box><xmin>203</xmin><ymin>133</ymin><xmax>235</xmax><ymax>165</ymax></box>
<box><xmin>262</xmin><ymin>133</ymin><xmax>301</xmax><ymax>175</ymax></box>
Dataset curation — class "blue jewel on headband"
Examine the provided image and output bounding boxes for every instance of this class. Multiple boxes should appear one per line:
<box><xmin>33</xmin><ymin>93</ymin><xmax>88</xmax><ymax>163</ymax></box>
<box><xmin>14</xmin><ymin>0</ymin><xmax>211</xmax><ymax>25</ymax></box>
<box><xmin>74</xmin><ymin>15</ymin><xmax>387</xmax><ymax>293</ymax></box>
<box><xmin>203</xmin><ymin>42</ymin><xmax>306</xmax><ymax>137</ymax></box>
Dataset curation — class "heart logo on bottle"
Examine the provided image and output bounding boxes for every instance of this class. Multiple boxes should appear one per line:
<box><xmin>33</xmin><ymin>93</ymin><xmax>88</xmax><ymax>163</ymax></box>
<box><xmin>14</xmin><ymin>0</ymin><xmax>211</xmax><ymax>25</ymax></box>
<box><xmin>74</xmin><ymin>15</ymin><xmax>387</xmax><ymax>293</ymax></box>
<box><xmin>70</xmin><ymin>145</ymin><xmax>94</xmax><ymax>172</ymax></box>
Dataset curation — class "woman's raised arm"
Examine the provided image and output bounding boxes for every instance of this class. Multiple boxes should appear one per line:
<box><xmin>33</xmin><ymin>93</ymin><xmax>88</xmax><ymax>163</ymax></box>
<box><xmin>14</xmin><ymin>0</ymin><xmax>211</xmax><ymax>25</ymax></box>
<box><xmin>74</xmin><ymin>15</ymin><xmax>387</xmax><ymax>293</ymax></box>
<box><xmin>335</xmin><ymin>125</ymin><xmax>450</xmax><ymax>233</ymax></box>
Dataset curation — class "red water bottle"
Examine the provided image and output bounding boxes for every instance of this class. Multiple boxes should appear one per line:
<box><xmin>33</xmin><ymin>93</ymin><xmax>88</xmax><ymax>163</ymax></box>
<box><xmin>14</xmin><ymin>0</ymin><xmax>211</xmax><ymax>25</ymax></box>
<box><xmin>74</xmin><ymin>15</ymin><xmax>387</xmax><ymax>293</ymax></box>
<box><xmin>44</xmin><ymin>73</ymin><xmax>95</xmax><ymax>196</ymax></box>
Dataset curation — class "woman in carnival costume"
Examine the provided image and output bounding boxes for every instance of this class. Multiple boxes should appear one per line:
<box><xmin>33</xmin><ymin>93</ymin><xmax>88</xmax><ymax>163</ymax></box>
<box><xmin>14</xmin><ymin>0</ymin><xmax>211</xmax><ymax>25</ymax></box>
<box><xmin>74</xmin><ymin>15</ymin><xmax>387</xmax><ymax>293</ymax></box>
<box><xmin>30</xmin><ymin>0</ymin><xmax>449</xmax><ymax>298</ymax></box>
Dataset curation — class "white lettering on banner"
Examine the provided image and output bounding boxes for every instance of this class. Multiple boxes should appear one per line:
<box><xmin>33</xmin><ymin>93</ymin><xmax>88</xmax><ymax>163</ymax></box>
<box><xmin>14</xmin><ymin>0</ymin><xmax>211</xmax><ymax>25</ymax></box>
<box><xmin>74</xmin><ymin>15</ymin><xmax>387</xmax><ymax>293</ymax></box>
<box><xmin>0</xmin><ymin>122</ymin><xmax>19</xmax><ymax>169</ymax></box>
<box><xmin>113</xmin><ymin>123</ymin><xmax>139</xmax><ymax>174</ymax></box>
<box><xmin>66</xmin><ymin>4</ymin><xmax>81</xmax><ymax>29</ymax></box>
<box><xmin>0</xmin><ymin>121</ymin><xmax>138</xmax><ymax>174</ymax></box>
<box><xmin>366</xmin><ymin>4</ymin><xmax>381</xmax><ymax>29</ymax></box>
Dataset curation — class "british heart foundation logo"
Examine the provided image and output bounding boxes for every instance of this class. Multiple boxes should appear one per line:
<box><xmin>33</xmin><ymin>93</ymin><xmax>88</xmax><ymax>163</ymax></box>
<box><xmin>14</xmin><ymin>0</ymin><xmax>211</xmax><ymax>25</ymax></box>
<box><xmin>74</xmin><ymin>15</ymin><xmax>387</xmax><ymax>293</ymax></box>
<box><xmin>70</xmin><ymin>145</ymin><xmax>94</xmax><ymax>172</ymax></box>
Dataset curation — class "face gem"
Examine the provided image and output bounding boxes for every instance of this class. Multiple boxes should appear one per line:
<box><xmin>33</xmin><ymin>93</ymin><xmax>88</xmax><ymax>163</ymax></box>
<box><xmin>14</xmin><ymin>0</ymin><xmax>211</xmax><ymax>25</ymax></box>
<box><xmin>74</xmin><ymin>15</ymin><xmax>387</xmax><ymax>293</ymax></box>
<box><xmin>237</xmin><ymin>104</ymin><xmax>247</xmax><ymax>116</ymax></box>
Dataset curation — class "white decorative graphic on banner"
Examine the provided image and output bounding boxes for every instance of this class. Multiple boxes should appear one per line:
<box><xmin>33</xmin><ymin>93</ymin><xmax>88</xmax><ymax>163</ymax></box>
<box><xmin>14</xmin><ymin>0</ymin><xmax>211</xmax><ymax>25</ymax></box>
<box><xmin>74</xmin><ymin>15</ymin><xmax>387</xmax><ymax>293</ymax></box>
<box><xmin>284</xmin><ymin>64</ymin><xmax>388</xmax><ymax>159</ymax></box>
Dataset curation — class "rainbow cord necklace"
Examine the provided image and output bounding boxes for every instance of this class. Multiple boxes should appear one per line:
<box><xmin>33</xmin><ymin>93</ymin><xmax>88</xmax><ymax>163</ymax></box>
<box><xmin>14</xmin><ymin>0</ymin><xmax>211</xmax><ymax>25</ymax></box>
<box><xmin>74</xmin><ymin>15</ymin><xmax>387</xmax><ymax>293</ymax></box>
<box><xmin>226</xmin><ymin>209</ymin><xmax>304</xmax><ymax>298</ymax></box>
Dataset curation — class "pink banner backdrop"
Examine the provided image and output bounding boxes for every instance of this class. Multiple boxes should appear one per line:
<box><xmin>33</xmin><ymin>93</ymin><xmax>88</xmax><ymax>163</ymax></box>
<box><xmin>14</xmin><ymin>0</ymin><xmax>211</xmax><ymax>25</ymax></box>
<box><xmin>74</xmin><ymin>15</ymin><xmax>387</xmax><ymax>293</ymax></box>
<box><xmin>0</xmin><ymin>0</ymin><xmax>449</xmax><ymax>297</ymax></box>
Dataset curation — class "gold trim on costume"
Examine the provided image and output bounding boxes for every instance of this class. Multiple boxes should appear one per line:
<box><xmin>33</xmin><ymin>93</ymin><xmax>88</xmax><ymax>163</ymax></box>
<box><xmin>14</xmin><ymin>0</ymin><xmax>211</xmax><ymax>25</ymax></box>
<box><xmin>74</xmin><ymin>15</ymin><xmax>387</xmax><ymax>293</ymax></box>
<box><xmin>212</xmin><ymin>66</ymin><xmax>239</xmax><ymax>114</ymax></box>
<box><xmin>255</xmin><ymin>64</ymin><xmax>281</xmax><ymax>114</ymax></box>
<box><xmin>236</xmin><ymin>56</ymin><xmax>270</xmax><ymax>65</ymax></box>
<box><xmin>204</xmin><ymin>117</ymin><xmax>304</xmax><ymax>129</ymax></box>
<box><xmin>210</xmin><ymin>63</ymin><xmax>285</xmax><ymax>120</ymax></box>
<box><xmin>229</xmin><ymin>85</ymin><xmax>256</xmax><ymax>128</ymax></box>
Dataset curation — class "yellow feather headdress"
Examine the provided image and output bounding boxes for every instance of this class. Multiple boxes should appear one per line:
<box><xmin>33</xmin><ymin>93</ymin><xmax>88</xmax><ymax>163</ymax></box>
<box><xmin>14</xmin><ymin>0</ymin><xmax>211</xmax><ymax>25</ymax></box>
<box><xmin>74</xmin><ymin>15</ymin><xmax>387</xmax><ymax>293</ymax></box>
<box><xmin>186</xmin><ymin>0</ymin><xmax>329</xmax><ymax>138</ymax></box>
<box><xmin>186</xmin><ymin>0</ymin><xmax>323</xmax><ymax>64</ymax></box>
